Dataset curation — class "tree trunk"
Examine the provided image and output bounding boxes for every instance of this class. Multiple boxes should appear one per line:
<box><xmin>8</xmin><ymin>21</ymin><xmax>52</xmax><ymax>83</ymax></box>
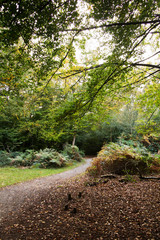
<box><xmin>72</xmin><ymin>134</ymin><xmax>76</xmax><ymax>146</ymax></box>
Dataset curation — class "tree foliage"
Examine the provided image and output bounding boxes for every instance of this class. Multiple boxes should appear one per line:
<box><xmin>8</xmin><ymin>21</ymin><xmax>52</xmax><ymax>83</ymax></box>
<box><xmin>0</xmin><ymin>0</ymin><xmax>160</xmax><ymax>151</ymax></box>
<box><xmin>0</xmin><ymin>0</ymin><xmax>79</xmax><ymax>44</ymax></box>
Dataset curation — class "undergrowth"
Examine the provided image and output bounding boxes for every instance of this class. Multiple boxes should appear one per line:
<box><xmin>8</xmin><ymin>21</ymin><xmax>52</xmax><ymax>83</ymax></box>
<box><xmin>87</xmin><ymin>141</ymin><xmax>160</xmax><ymax>177</ymax></box>
<box><xmin>0</xmin><ymin>144</ymin><xmax>84</xmax><ymax>168</ymax></box>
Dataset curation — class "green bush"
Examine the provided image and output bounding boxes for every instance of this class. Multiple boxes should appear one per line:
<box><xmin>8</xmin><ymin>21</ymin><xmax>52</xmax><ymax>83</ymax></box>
<box><xmin>61</xmin><ymin>144</ymin><xmax>84</xmax><ymax>162</ymax></box>
<box><xmin>10</xmin><ymin>154</ymin><xmax>25</xmax><ymax>166</ymax></box>
<box><xmin>0</xmin><ymin>151</ymin><xmax>24</xmax><ymax>166</ymax></box>
<box><xmin>9</xmin><ymin>148</ymin><xmax>67</xmax><ymax>168</ymax></box>
<box><xmin>87</xmin><ymin>142</ymin><xmax>159</xmax><ymax>176</ymax></box>
<box><xmin>34</xmin><ymin>148</ymin><xmax>67</xmax><ymax>168</ymax></box>
<box><xmin>0</xmin><ymin>151</ymin><xmax>11</xmax><ymax>166</ymax></box>
<box><xmin>10</xmin><ymin>150</ymin><xmax>36</xmax><ymax>167</ymax></box>
<box><xmin>0</xmin><ymin>145</ymin><xmax>84</xmax><ymax>168</ymax></box>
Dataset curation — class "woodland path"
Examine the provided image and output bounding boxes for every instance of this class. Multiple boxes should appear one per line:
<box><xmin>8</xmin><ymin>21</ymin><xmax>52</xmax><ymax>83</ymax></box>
<box><xmin>0</xmin><ymin>159</ymin><xmax>160</xmax><ymax>239</ymax></box>
<box><xmin>0</xmin><ymin>158</ymin><xmax>92</xmax><ymax>223</ymax></box>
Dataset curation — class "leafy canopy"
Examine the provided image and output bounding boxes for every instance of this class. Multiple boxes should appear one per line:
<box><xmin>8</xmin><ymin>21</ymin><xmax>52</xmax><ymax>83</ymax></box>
<box><xmin>0</xmin><ymin>0</ymin><xmax>160</xmax><ymax>150</ymax></box>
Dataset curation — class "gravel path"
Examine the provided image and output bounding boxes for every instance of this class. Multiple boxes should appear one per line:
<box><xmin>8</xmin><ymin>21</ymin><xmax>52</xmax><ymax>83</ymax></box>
<box><xmin>0</xmin><ymin>159</ymin><xmax>92</xmax><ymax>223</ymax></box>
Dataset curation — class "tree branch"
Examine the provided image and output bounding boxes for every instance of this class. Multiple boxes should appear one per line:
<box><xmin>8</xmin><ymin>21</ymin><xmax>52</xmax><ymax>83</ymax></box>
<box><xmin>57</xmin><ymin>63</ymin><xmax>104</xmax><ymax>79</ymax></box>
<box><xmin>128</xmin><ymin>23</ymin><xmax>159</xmax><ymax>56</ymax></box>
<box><xmin>32</xmin><ymin>31</ymin><xmax>81</xmax><ymax>103</ymax></box>
<box><xmin>132</xmin><ymin>63</ymin><xmax>160</xmax><ymax>69</ymax></box>
<box><xmin>64</xmin><ymin>20</ymin><xmax>160</xmax><ymax>32</ymax></box>
<box><xmin>80</xmin><ymin>65</ymin><xmax>129</xmax><ymax>111</ymax></box>
<box><xmin>146</xmin><ymin>108</ymin><xmax>158</xmax><ymax>125</ymax></box>
<box><xmin>118</xmin><ymin>70</ymin><xmax>160</xmax><ymax>90</ymax></box>
<box><xmin>134</xmin><ymin>51</ymin><xmax>160</xmax><ymax>64</ymax></box>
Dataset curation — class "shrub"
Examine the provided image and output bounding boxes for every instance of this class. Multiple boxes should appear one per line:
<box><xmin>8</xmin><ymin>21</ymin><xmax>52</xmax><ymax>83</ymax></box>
<box><xmin>0</xmin><ymin>151</ymin><xmax>11</xmax><ymax>166</ymax></box>
<box><xmin>0</xmin><ymin>145</ymin><xmax>84</xmax><ymax>168</ymax></box>
<box><xmin>61</xmin><ymin>144</ymin><xmax>84</xmax><ymax>162</ymax></box>
<box><xmin>0</xmin><ymin>151</ymin><xmax>24</xmax><ymax>166</ymax></box>
<box><xmin>8</xmin><ymin>148</ymin><xmax>66</xmax><ymax>168</ymax></box>
<box><xmin>149</xmin><ymin>155</ymin><xmax>160</xmax><ymax>173</ymax></box>
<box><xmin>34</xmin><ymin>148</ymin><xmax>67</xmax><ymax>168</ymax></box>
<box><xmin>10</xmin><ymin>154</ymin><xmax>25</xmax><ymax>166</ymax></box>
<box><xmin>10</xmin><ymin>150</ymin><xmax>36</xmax><ymax>167</ymax></box>
<box><xmin>87</xmin><ymin>142</ymin><xmax>159</xmax><ymax>176</ymax></box>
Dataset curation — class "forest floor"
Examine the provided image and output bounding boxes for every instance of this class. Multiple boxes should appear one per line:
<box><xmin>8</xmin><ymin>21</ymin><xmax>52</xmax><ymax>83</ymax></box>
<box><xmin>0</xmin><ymin>158</ymin><xmax>160</xmax><ymax>240</ymax></box>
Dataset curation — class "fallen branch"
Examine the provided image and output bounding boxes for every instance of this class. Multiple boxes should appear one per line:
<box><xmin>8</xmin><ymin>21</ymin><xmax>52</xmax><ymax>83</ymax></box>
<box><xmin>100</xmin><ymin>174</ymin><xmax>117</xmax><ymax>179</ymax></box>
<box><xmin>136</xmin><ymin>168</ymin><xmax>160</xmax><ymax>180</ymax></box>
<box><xmin>139</xmin><ymin>176</ymin><xmax>160</xmax><ymax>180</ymax></box>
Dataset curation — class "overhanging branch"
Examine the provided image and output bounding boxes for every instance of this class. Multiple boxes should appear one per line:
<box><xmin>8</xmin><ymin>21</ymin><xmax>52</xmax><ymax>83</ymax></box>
<box><xmin>64</xmin><ymin>20</ymin><xmax>160</xmax><ymax>32</ymax></box>
<box><xmin>132</xmin><ymin>63</ymin><xmax>160</xmax><ymax>69</ymax></box>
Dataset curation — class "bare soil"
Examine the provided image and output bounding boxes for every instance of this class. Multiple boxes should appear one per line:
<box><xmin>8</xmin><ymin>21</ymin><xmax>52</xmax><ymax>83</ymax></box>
<box><xmin>0</xmin><ymin>159</ymin><xmax>160</xmax><ymax>240</ymax></box>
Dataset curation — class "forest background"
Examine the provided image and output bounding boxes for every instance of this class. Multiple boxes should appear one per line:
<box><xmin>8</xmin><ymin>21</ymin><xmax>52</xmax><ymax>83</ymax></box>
<box><xmin>0</xmin><ymin>0</ymin><xmax>160</xmax><ymax>159</ymax></box>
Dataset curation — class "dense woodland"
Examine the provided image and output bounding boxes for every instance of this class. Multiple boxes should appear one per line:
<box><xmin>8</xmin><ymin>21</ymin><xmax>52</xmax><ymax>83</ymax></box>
<box><xmin>0</xmin><ymin>0</ymin><xmax>160</xmax><ymax>168</ymax></box>
<box><xmin>0</xmin><ymin>2</ymin><xmax>160</xmax><ymax>239</ymax></box>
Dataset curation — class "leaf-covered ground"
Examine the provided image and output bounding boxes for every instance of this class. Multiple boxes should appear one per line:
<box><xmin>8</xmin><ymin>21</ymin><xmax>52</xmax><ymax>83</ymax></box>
<box><xmin>0</xmin><ymin>174</ymin><xmax>160</xmax><ymax>240</ymax></box>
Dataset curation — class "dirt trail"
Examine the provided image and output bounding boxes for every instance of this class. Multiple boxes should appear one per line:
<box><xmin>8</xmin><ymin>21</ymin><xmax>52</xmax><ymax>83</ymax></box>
<box><xmin>0</xmin><ymin>159</ymin><xmax>92</xmax><ymax>222</ymax></box>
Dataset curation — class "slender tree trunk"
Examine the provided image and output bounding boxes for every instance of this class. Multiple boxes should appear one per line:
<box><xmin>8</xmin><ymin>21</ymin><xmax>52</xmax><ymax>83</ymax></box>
<box><xmin>72</xmin><ymin>134</ymin><xmax>76</xmax><ymax>146</ymax></box>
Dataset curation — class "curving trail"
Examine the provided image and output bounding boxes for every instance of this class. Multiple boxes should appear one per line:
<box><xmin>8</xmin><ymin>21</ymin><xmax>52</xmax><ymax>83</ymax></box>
<box><xmin>0</xmin><ymin>158</ymin><xmax>92</xmax><ymax>222</ymax></box>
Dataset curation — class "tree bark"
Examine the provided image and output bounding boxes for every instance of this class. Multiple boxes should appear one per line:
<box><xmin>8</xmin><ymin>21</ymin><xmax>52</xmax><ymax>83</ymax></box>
<box><xmin>72</xmin><ymin>134</ymin><xmax>76</xmax><ymax>146</ymax></box>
